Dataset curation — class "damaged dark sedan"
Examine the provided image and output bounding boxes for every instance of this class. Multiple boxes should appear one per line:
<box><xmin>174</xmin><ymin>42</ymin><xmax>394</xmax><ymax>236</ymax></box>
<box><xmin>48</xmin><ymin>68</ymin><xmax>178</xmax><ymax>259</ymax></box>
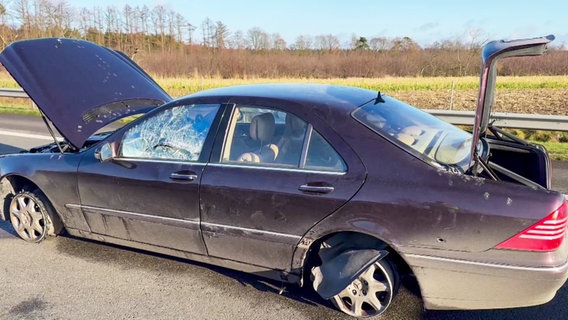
<box><xmin>0</xmin><ymin>36</ymin><xmax>567</xmax><ymax>318</ymax></box>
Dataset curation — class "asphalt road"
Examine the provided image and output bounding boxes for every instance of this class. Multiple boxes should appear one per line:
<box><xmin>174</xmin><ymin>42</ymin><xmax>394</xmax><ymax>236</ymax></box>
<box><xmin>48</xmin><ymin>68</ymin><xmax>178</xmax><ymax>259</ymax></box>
<box><xmin>1</xmin><ymin>114</ymin><xmax>568</xmax><ymax>319</ymax></box>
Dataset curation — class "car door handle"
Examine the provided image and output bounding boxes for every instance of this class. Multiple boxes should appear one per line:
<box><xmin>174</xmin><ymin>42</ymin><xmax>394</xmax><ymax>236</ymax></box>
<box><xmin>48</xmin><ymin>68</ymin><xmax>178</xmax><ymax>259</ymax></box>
<box><xmin>298</xmin><ymin>184</ymin><xmax>335</xmax><ymax>194</ymax></box>
<box><xmin>169</xmin><ymin>172</ymin><xmax>198</xmax><ymax>181</ymax></box>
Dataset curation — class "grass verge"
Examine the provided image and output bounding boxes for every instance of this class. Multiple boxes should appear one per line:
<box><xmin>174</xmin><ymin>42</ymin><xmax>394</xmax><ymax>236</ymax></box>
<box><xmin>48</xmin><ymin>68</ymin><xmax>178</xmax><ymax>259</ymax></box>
<box><xmin>531</xmin><ymin>141</ymin><xmax>568</xmax><ymax>161</ymax></box>
<box><xmin>0</xmin><ymin>104</ymin><xmax>40</xmax><ymax>116</ymax></box>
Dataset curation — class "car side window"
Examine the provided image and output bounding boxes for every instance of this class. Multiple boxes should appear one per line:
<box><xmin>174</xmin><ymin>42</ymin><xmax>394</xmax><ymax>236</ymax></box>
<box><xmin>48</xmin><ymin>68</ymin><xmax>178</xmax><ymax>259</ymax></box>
<box><xmin>305</xmin><ymin>131</ymin><xmax>347</xmax><ymax>172</ymax></box>
<box><xmin>120</xmin><ymin>104</ymin><xmax>220</xmax><ymax>161</ymax></box>
<box><xmin>221</xmin><ymin>105</ymin><xmax>346</xmax><ymax>172</ymax></box>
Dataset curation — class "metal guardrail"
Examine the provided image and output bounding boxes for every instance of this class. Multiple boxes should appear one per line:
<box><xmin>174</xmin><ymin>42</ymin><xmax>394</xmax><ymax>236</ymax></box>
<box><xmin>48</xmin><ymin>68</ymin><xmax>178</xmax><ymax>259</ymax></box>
<box><xmin>425</xmin><ymin>109</ymin><xmax>568</xmax><ymax>131</ymax></box>
<box><xmin>0</xmin><ymin>88</ymin><xmax>567</xmax><ymax>131</ymax></box>
<box><xmin>0</xmin><ymin>88</ymin><xmax>30</xmax><ymax>98</ymax></box>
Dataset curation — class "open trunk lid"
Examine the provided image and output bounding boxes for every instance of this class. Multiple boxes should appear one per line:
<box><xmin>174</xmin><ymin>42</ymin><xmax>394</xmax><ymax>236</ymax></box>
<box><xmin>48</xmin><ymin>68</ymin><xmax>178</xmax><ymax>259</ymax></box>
<box><xmin>470</xmin><ymin>35</ymin><xmax>555</xmax><ymax>162</ymax></box>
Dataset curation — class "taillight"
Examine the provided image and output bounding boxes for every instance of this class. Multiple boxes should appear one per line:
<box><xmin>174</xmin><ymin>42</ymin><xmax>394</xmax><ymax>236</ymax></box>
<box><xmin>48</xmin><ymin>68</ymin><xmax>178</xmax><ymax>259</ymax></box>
<box><xmin>496</xmin><ymin>202</ymin><xmax>568</xmax><ymax>251</ymax></box>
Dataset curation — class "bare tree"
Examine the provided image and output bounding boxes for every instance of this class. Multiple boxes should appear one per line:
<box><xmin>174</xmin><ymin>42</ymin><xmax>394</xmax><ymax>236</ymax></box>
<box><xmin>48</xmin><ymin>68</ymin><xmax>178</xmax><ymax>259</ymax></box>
<box><xmin>14</xmin><ymin>0</ymin><xmax>31</xmax><ymax>38</ymax></box>
<box><xmin>151</xmin><ymin>4</ymin><xmax>167</xmax><ymax>51</ymax></box>
<box><xmin>201</xmin><ymin>17</ymin><xmax>215</xmax><ymax>46</ymax></box>
<box><xmin>248</xmin><ymin>27</ymin><xmax>269</xmax><ymax>50</ymax></box>
<box><xmin>229</xmin><ymin>30</ymin><xmax>247</xmax><ymax>49</ymax></box>
<box><xmin>77</xmin><ymin>8</ymin><xmax>92</xmax><ymax>37</ymax></box>
<box><xmin>174</xmin><ymin>13</ymin><xmax>186</xmax><ymax>44</ymax></box>
<box><xmin>122</xmin><ymin>5</ymin><xmax>134</xmax><ymax>34</ymax></box>
<box><xmin>0</xmin><ymin>0</ymin><xmax>16</xmax><ymax>49</ymax></box>
<box><xmin>214</xmin><ymin>21</ymin><xmax>230</xmax><ymax>48</ymax></box>
<box><xmin>46</xmin><ymin>0</ymin><xmax>73</xmax><ymax>37</ymax></box>
<box><xmin>187</xmin><ymin>22</ymin><xmax>196</xmax><ymax>44</ymax></box>
<box><xmin>271</xmin><ymin>33</ymin><xmax>286</xmax><ymax>50</ymax></box>
<box><xmin>0</xmin><ymin>2</ymin><xmax>6</xmax><ymax>25</ymax></box>
<box><xmin>315</xmin><ymin>34</ymin><xmax>340</xmax><ymax>51</ymax></box>
<box><xmin>167</xmin><ymin>8</ymin><xmax>176</xmax><ymax>50</ymax></box>
<box><xmin>104</xmin><ymin>6</ymin><xmax>121</xmax><ymax>47</ymax></box>
<box><xmin>391</xmin><ymin>36</ymin><xmax>420</xmax><ymax>51</ymax></box>
<box><xmin>139</xmin><ymin>5</ymin><xmax>149</xmax><ymax>34</ymax></box>
<box><xmin>293</xmin><ymin>35</ymin><xmax>313</xmax><ymax>50</ymax></box>
<box><xmin>92</xmin><ymin>6</ymin><xmax>104</xmax><ymax>44</ymax></box>
<box><xmin>369</xmin><ymin>37</ymin><xmax>391</xmax><ymax>51</ymax></box>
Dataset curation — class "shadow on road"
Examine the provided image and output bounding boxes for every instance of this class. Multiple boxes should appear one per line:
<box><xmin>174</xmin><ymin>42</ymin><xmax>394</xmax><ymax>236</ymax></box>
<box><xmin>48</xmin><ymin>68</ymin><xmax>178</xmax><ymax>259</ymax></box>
<box><xmin>53</xmin><ymin>234</ymin><xmax>342</xmax><ymax>314</ymax></box>
<box><xmin>0</xmin><ymin>219</ymin><xmax>18</xmax><ymax>237</ymax></box>
<box><xmin>53</xmin><ymin>233</ymin><xmax>568</xmax><ymax>320</ymax></box>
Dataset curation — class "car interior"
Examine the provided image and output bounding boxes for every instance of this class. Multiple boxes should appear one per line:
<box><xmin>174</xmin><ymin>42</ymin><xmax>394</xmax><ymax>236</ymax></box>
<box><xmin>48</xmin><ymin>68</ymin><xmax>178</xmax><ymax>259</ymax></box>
<box><xmin>222</xmin><ymin>106</ymin><xmax>344</xmax><ymax>171</ymax></box>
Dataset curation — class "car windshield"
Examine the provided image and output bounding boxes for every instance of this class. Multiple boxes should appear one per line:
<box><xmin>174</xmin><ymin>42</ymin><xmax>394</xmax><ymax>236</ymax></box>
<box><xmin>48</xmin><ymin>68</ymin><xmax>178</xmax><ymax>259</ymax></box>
<box><xmin>352</xmin><ymin>96</ymin><xmax>474</xmax><ymax>171</ymax></box>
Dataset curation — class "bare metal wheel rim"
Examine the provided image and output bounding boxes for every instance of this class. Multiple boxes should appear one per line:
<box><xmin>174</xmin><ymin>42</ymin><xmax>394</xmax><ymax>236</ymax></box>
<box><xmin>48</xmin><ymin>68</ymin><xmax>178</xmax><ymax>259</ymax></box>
<box><xmin>9</xmin><ymin>192</ymin><xmax>48</xmax><ymax>242</ymax></box>
<box><xmin>331</xmin><ymin>260</ymin><xmax>394</xmax><ymax>318</ymax></box>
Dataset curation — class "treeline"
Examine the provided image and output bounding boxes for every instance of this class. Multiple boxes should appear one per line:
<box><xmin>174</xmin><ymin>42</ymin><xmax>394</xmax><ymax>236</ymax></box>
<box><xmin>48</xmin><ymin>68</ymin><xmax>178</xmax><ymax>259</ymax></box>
<box><xmin>0</xmin><ymin>0</ymin><xmax>567</xmax><ymax>78</ymax></box>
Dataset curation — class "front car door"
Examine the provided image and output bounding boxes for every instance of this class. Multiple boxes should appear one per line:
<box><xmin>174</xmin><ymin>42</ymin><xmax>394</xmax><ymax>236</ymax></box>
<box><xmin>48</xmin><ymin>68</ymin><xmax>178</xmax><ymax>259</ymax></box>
<box><xmin>76</xmin><ymin>103</ymin><xmax>224</xmax><ymax>255</ymax></box>
<box><xmin>200</xmin><ymin>103</ymin><xmax>366</xmax><ymax>271</ymax></box>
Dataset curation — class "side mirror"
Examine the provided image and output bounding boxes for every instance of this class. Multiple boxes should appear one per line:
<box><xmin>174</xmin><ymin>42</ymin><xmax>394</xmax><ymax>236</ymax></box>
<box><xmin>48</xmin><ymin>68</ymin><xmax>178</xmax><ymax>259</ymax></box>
<box><xmin>95</xmin><ymin>142</ymin><xmax>118</xmax><ymax>162</ymax></box>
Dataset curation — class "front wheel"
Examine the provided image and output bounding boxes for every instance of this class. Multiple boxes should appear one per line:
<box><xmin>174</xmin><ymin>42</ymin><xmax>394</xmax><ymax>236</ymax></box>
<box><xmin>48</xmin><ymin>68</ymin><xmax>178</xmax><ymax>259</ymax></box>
<box><xmin>330</xmin><ymin>258</ymin><xmax>397</xmax><ymax>318</ymax></box>
<box><xmin>9</xmin><ymin>190</ymin><xmax>57</xmax><ymax>242</ymax></box>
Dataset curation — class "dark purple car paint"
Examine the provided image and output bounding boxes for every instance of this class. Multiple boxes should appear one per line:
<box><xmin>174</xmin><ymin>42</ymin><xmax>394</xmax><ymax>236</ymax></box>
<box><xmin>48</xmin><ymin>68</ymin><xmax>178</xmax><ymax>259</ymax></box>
<box><xmin>0</xmin><ymin>37</ymin><xmax>567</xmax><ymax>316</ymax></box>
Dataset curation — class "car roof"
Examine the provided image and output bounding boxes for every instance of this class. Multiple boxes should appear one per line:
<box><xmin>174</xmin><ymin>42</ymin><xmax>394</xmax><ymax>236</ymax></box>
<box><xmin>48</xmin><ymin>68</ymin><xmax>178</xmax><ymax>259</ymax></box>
<box><xmin>185</xmin><ymin>83</ymin><xmax>378</xmax><ymax>113</ymax></box>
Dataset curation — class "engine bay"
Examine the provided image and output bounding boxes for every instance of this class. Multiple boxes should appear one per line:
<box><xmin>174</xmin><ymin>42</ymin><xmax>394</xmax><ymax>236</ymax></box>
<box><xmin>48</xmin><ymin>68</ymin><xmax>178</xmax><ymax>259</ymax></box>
<box><xmin>26</xmin><ymin>132</ymin><xmax>112</xmax><ymax>154</ymax></box>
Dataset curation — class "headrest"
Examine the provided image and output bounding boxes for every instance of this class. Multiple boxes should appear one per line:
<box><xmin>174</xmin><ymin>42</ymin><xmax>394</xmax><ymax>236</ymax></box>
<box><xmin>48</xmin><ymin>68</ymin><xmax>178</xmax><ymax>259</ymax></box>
<box><xmin>401</xmin><ymin>126</ymin><xmax>422</xmax><ymax>136</ymax></box>
<box><xmin>250</xmin><ymin>113</ymin><xmax>275</xmax><ymax>142</ymax></box>
<box><xmin>285</xmin><ymin>114</ymin><xmax>307</xmax><ymax>137</ymax></box>
<box><xmin>396</xmin><ymin>133</ymin><xmax>415</xmax><ymax>146</ymax></box>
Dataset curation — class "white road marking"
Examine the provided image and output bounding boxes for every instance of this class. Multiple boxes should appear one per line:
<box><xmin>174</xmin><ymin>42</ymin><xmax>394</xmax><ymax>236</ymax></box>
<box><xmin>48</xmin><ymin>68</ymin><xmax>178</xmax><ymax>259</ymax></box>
<box><xmin>0</xmin><ymin>129</ymin><xmax>54</xmax><ymax>140</ymax></box>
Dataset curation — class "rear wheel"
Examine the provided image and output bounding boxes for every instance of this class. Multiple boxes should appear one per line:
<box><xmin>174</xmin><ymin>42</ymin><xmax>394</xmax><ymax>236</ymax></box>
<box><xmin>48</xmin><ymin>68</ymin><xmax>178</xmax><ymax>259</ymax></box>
<box><xmin>9</xmin><ymin>189</ymin><xmax>57</xmax><ymax>242</ymax></box>
<box><xmin>330</xmin><ymin>258</ymin><xmax>397</xmax><ymax>318</ymax></box>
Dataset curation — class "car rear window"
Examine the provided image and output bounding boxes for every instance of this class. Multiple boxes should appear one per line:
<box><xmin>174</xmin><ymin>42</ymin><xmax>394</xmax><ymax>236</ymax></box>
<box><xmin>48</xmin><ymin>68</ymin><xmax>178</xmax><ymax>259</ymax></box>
<box><xmin>352</xmin><ymin>96</ymin><xmax>473</xmax><ymax>171</ymax></box>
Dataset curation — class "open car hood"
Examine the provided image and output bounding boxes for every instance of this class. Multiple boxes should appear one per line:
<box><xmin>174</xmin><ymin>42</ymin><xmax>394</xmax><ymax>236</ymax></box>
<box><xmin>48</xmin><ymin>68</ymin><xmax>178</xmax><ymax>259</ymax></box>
<box><xmin>0</xmin><ymin>38</ymin><xmax>172</xmax><ymax>148</ymax></box>
<box><xmin>471</xmin><ymin>34</ymin><xmax>554</xmax><ymax>161</ymax></box>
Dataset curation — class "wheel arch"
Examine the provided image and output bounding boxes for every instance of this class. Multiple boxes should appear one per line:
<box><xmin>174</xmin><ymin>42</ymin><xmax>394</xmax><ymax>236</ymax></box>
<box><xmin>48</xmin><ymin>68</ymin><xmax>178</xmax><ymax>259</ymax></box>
<box><xmin>1</xmin><ymin>174</ymin><xmax>36</xmax><ymax>221</ymax></box>
<box><xmin>2</xmin><ymin>174</ymin><xmax>40</xmax><ymax>192</ymax></box>
<box><xmin>298</xmin><ymin>230</ymin><xmax>415</xmax><ymax>290</ymax></box>
<box><xmin>0</xmin><ymin>174</ymin><xmax>64</xmax><ymax>234</ymax></box>
<box><xmin>296</xmin><ymin>230</ymin><xmax>423</xmax><ymax>317</ymax></box>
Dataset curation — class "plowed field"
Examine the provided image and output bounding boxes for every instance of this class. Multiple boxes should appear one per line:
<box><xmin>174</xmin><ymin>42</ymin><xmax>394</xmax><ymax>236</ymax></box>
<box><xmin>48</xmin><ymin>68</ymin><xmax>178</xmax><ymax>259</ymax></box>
<box><xmin>390</xmin><ymin>88</ymin><xmax>568</xmax><ymax>115</ymax></box>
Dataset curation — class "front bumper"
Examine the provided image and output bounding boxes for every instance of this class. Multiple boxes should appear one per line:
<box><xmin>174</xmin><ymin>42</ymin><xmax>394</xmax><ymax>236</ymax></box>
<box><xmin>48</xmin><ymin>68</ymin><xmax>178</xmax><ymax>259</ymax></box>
<box><xmin>405</xmin><ymin>253</ymin><xmax>568</xmax><ymax>310</ymax></box>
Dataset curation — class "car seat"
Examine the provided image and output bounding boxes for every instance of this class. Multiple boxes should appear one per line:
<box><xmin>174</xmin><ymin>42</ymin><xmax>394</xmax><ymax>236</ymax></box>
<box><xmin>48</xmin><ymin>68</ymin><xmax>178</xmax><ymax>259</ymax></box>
<box><xmin>276</xmin><ymin>113</ymin><xmax>307</xmax><ymax>166</ymax></box>
<box><xmin>238</xmin><ymin>113</ymin><xmax>279</xmax><ymax>163</ymax></box>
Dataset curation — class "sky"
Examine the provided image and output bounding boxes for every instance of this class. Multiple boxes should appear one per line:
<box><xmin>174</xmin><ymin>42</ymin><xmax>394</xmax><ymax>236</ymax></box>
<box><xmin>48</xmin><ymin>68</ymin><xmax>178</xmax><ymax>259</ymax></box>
<box><xmin>71</xmin><ymin>0</ymin><xmax>568</xmax><ymax>47</ymax></box>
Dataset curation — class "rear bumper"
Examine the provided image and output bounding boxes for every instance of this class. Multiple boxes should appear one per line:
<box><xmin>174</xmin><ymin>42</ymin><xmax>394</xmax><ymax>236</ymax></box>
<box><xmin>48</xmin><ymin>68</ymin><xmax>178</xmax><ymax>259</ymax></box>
<box><xmin>406</xmin><ymin>253</ymin><xmax>568</xmax><ymax>310</ymax></box>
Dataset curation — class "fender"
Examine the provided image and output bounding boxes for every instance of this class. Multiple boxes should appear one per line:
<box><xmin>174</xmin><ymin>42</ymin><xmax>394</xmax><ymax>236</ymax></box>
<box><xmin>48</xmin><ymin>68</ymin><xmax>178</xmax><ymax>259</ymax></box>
<box><xmin>0</xmin><ymin>152</ymin><xmax>83</xmax><ymax>221</ymax></box>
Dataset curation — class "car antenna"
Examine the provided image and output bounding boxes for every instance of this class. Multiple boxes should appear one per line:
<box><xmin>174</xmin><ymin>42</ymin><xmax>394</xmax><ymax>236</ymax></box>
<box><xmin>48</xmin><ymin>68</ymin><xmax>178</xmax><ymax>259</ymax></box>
<box><xmin>374</xmin><ymin>91</ymin><xmax>385</xmax><ymax>104</ymax></box>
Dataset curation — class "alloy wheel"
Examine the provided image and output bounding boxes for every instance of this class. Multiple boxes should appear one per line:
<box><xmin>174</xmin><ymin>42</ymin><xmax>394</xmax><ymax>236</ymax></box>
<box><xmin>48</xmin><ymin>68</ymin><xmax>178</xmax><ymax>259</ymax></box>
<box><xmin>9</xmin><ymin>191</ymin><xmax>49</xmax><ymax>242</ymax></box>
<box><xmin>331</xmin><ymin>259</ymin><xmax>395</xmax><ymax>318</ymax></box>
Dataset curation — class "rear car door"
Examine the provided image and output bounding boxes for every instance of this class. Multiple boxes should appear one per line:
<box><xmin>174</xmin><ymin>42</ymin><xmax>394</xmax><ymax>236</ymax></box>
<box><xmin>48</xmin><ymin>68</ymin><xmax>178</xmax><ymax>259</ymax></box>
<box><xmin>200</xmin><ymin>104</ymin><xmax>366</xmax><ymax>270</ymax></box>
<box><xmin>76</xmin><ymin>103</ymin><xmax>223</xmax><ymax>255</ymax></box>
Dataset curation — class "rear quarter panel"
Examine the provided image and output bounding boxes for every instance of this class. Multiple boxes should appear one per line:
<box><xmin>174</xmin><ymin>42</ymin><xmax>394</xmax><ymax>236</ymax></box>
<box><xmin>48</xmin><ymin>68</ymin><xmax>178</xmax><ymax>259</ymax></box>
<box><xmin>294</xmin><ymin>120</ymin><xmax>567</xmax><ymax>269</ymax></box>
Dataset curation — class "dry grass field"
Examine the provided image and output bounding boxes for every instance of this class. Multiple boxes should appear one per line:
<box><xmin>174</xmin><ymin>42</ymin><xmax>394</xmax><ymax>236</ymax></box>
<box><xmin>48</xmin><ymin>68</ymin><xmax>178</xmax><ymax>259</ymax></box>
<box><xmin>0</xmin><ymin>73</ymin><xmax>567</xmax><ymax>114</ymax></box>
<box><xmin>0</xmin><ymin>73</ymin><xmax>566</xmax><ymax>158</ymax></box>
<box><xmin>154</xmin><ymin>75</ymin><xmax>568</xmax><ymax>115</ymax></box>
